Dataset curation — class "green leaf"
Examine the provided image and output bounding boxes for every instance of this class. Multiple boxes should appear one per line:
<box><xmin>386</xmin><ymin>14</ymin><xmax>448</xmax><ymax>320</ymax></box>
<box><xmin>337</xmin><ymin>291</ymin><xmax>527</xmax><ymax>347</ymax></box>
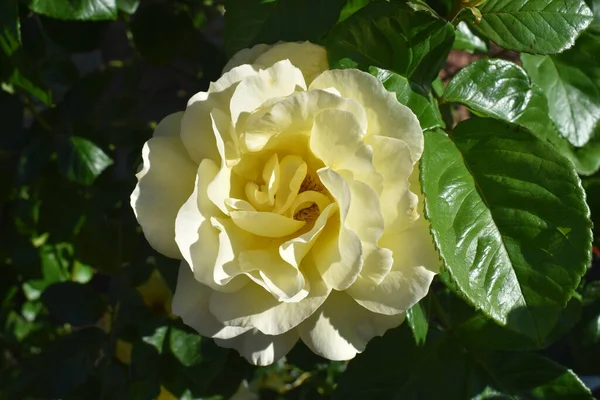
<box><xmin>28</xmin><ymin>0</ymin><xmax>118</xmax><ymax>21</ymax></box>
<box><xmin>338</xmin><ymin>0</ymin><xmax>369</xmax><ymax>21</ymax></box>
<box><xmin>406</xmin><ymin>302</ymin><xmax>428</xmax><ymax>345</ymax></box>
<box><xmin>0</xmin><ymin>0</ymin><xmax>20</xmax><ymax>56</ymax></box>
<box><xmin>370</xmin><ymin>67</ymin><xmax>444</xmax><ymax>131</ymax></box>
<box><xmin>57</xmin><ymin>136</ymin><xmax>113</xmax><ymax>186</ymax></box>
<box><xmin>9</xmin><ymin>68</ymin><xmax>53</xmax><ymax>105</ymax></box>
<box><xmin>586</xmin><ymin>0</ymin><xmax>600</xmax><ymax>33</ymax></box>
<box><xmin>116</xmin><ymin>0</ymin><xmax>139</xmax><ymax>14</ymax></box>
<box><xmin>224</xmin><ymin>0</ymin><xmax>347</xmax><ymax>56</ymax></box>
<box><xmin>453</xmin><ymin>21</ymin><xmax>488</xmax><ymax>54</ymax></box>
<box><xmin>41</xmin><ymin>281</ymin><xmax>105</xmax><ymax>326</ymax></box>
<box><xmin>468</xmin><ymin>0</ymin><xmax>593</xmax><ymax>54</ymax></box>
<box><xmin>333</xmin><ymin>326</ymin><xmax>594</xmax><ymax>399</ymax></box>
<box><xmin>522</xmin><ymin>33</ymin><xmax>600</xmax><ymax>148</ymax></box>
<box><xmin>421</xmin><ymin>123</ymin><xmax>592</xmax><ymax>342</ymax></box>
<box><xmin>168</xmin><ymin>325</ymin><xmax>202</xmax><ymax>367</ymax></box>
<box><xmin>440</xmin><ymin>57</ymin><xmax>600</xmax><ymax>175</ymax></box>
<box><xmin>443</xmin><ymin>59</ymin><xmax>532</xmax><ymax>123</ymax></box>
<box><xmin>325</xmin><ymin>1</ymin><xmax>454</xmax><ymax>90</ymax></box>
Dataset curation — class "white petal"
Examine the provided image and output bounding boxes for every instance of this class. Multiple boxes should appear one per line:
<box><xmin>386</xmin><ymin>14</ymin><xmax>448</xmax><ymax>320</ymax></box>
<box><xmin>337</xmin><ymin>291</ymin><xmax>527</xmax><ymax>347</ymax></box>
<box><xmin>309</xmin><ymin>109</ymin><xmax>381</xmax><ymax>191</ymax></box>
<box><xmin>242</xmin><ymin>89</ymin><xmax>366</xmax><ymax>153</ymax></box>
<box><xmin>347</xmin><ymin>214</ymin><xmax>440</xmax><ymax>315</ymax></box>
<box><xmin>253</xmin><ymin>41</ymin><xmax>329</xmax><ymax>85</ymax></box>
<box><xmin>153</xmin><ymin>112</ymin><xmax>184</xmax><ymax>138</ymax></box>
<box><xmin>309</xmin><ymin>69</ymin><xmax>423</xmax><ymax>163</ymax></box>
<box><xmin>209</xmin><ymin>264</ymin><xmax>330</xmax><ymax>335</ymax></box>
<box><xmin>182</xmin><ymin>65</ymin><xmax>257</xmax><ymax>163</ymax></box>
<box><xmin>215</xmin><ymin>328</ymin><xmax>299</xmax><ymax>366</ymax></box>
<box><xmin>131</xmin><ymin>136</ymin><xmax>196</xmax><ymax>259</ymax></box>
<box><xmin>366</xmin><ymin>135</ymin><xmax>418</xmax><ymax>233</ymax></box>
<box><xmin>229</xmin><ymin>60</ymin><xmax>307</xmax><ymax>127</ymax></box>
<box><xmin>298</xmin><ymin>291</ymin><xmax>405</xmax><ymax>361</ymax></box>
<box><xmin>172</xmin><ymin>261</ymin><xmax>250</xmax><ymax>339</ymax></box>
<box><xmin>312</xmin><ymin>168</ymin><xmax>363</xmax><ymax>290</ymax></box>
<box><xmin>222</xmin><ymin>44</ymin><xmax>273</xmax><ymax>74</ymax></box>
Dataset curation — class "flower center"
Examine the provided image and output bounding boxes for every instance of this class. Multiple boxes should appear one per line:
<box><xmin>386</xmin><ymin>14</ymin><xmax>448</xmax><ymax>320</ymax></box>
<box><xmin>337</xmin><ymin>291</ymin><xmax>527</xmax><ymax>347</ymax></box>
<box><xmin>245</xmin><ymin>154</ymin><xmax>330</xmax><ymax>223</ymax></box>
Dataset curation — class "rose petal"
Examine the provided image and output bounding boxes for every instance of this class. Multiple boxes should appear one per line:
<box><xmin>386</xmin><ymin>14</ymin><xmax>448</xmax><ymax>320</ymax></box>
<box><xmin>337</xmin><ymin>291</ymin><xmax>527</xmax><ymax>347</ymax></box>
<box><xmin>253</xmin><ymin>41</ymin><xmax>329</xmax><ymax>85</ymax></box>
<box><xmin>366</xmin><ymin>135</ymin><xmax>419</xmax><ymax>233</ymax></box>
<box><xmin>182</xmin><ymin>65</ymin><xmax>257</xmax><ymax>163</ymax></box>
<box><xmin>243</xmin><ymin>89</ymin><xmax>366</xmax><ymax>153</ymax></box>
<box><xmin>311</xmin><ymin>168</ymin><xmax>364</xmax><ymax>289</ymax></box>
<box><xmin>230</xmin><ymin>211</ymin><xmax>306</xmax><ymax>238</ymax></box>
<box><xmin>230</xmin><ymin>60</ymin><xmax>307</xmax><ymax>127</ymax></box>
<box><xmin>309</xmin><ymin>69</ymin><xmax>423</xmax><ymax>163</ymax></box>
<box><xmin>309</xmin><ymin>109</ymin><xmax>381</xmax><ymax>191</ymax></box>
<box><xmin>131</xmin><ymin>135</ymin><xmax>196</xmax><ymax>259</ymax></box>
<box><xmin>209</xmin><ymin>264</ymin><xmax>330</xmax><ymax>335</ymax></box>
<box><xmin>215</xmin><ymin>328</ymin><xmax>299</xmax><ymax>366</ymax></box>
<box><xmin>153</xmin><ymin>111</ymin><xmax>184</xmax><ymax>138</ymax></box>
<box><xmin>172</xmin><ymin>261</ymin><xmax>251</xmax><ymax>339</ymax></box>
<box><xmin>298</xmin><ymin>291</ymin><xmax>405</xmax><ymax>360</ymax></box>
<box><xmin>222</xmin><ymin>44</ymin><xmax>273</xmax><ymax>74</ymax></box>
<box><xmin>347</xmin><ymin>214</ymin><xmax>440</xmax><ymax>315</ymax></box>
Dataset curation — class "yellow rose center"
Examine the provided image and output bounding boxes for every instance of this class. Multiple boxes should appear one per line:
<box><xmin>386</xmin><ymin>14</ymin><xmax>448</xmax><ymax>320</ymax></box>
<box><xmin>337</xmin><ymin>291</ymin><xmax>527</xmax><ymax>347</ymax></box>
<box><xmin>242</xmin><ymin>153</ymin><xmax>331</xmax><ymax>223</ymax></box>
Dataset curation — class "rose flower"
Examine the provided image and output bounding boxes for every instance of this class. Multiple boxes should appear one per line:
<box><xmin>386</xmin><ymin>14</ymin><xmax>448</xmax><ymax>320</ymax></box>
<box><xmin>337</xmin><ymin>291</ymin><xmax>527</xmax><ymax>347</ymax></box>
<box><xmin>131</xmin><ymin>42</ymin><xmax>439</xmax><ymax>365</ymax></box>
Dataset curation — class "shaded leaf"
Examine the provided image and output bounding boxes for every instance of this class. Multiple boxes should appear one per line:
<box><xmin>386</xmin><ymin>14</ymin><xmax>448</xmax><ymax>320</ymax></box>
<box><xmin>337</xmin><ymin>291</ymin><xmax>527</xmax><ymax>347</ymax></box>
<box><xmin>469</xmin><ymin>0</ymin><xmax>593</xmax><ymax>54</ymax></box>
<box><xmin>421</xmin><ymin>123</ymin><xmax>592</xmax><ymax>342</ymax></box>
<box><xmin>57</xmin><ymin>136</ymin><xmax>113</xmax><ymax>185</ymax></box>
<box><xmin>0</xmin><ymin>0</ymin><xmax>20</xmax><ymax>55</ymax></box>
<box><xmin>41</xmin><ymin>281</ymin><xmax>105</xmax><ymax>326</ymax></box>
<box><xmin>224</xmin><ymin>0</ymin><xmax>346</xmax><ymax>56</ymax></box>
<box><xmin>325</xmin><ymin>1</ymin><xmax>454</xmax><ymax>90</ymax></box>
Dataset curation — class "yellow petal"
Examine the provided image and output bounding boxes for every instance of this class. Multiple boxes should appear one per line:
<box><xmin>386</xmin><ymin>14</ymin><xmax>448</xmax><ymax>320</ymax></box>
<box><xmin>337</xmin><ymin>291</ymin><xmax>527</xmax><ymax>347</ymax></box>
<box><xmin>131</xmin><ymin>136</ymin><xmax>196</xmax><ymax>259</ymax></box>
<box><xmin>273</xmin><ymin>155</ymin><xmax>307</xmax><ymax>214</ymax></box>
<box><xmin>230</xmin><ymin>211</ymin><xmax>305</xmax><ymax>238</ymax></box>
<box><xmin>253</xmin><ymin>41</ymin><xmax>329</xmax><ymax>85</ymax></box>
<box><xmin>310</xmin><ymin>69</ymin><xmax>423</xmax><ymax>163</ymax></box>
<box><xmin>222</xmin><ymin>44</ymin><xmax>273</xmax><ymax>74</ymax></box>
<box><xmin>230</xmin><ymin>60</ymin><xmax>306</xmax><ymax>127</ymax></box>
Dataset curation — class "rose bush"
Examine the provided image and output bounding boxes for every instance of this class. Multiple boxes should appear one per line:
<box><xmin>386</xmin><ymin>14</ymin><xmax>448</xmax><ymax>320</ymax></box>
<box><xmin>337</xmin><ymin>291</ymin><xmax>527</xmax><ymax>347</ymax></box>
<box><xmin>130</xmin><ymin>41</ymin><xmax>440</xmax><ymax>365</ymax></box>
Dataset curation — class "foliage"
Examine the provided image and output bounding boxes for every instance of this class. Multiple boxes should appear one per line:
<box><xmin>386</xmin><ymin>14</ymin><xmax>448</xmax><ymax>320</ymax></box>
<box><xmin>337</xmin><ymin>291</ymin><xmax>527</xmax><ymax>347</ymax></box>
<box><xmin>1</xmin><ymin>0</ymin><xmax>600</xmax><ymax>399</ymax></box>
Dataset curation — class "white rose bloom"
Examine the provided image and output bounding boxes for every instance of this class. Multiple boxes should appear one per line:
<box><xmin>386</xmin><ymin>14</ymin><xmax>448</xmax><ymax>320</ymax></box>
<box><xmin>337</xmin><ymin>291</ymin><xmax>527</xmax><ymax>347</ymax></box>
<box><xmin>131</xmin><ymin>41</ymin><xmax>440</xmax><ymax>365</ymax></box>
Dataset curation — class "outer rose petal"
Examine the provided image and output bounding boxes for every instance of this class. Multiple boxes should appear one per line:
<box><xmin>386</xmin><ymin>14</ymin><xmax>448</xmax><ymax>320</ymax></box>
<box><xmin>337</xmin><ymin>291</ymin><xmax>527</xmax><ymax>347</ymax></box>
<box><xmin>309</xmin><ymin>69</ymin><xmax>423</xmax><ymax>163</ymax></box>
<box><xmin>253</xmin><ymin>42</ymin><xmax>329</xmax><ymax>85</ymax></box>
<box><xmin>215</xmin><ymin>328</ymin><xmax>299</xmax><ymax>366</ymax></box>
<box><xmin>298</xmin><ymin>291</ymin><xmax>405</xmax><ymax>360</ymax></box>
<box><xmin>209</xmin><ymin>263</ymin><xmax>331</xmax><ymax>335</ymax></box>
<box><xmin>172</xmin><ymin>262</ymin><xmax>250</xmax><ymax>339</ymax></box>
<box><xmin>131</xmin><ymin>122</ymin><xmax>196</xmax><ymax>259</ymax></box>
<box><xmin>222</xmin><ymin>44</ymin><xmax>273</xmax><ymax>73</ymax></box>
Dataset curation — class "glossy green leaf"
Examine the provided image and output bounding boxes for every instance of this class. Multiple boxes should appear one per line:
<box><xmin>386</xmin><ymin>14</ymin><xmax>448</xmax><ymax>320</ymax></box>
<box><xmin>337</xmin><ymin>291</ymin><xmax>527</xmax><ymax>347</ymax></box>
<box><xmin>224</xmin><ymin>0</ymin><xmax>346</xmax><ymax>56</ymax></box>
<box><xmin>421</xmin><ymin>123</ymin><xmax>592</xmax><ymax>341</ymax></box>
<box><xmin>443</xmin><ymin>59</ymin><xmax>531</xmax><ymax>123</ymax></box>
<box><xmin>468</xmin><ymin>0</ymin><xmax>593</xmax><ymax>54</ymax></box>
<box><xmin>57</xmin><ymin>136</ymin><xmax>113</xmax><ymax>186</ymax></box>
<box><xmin>370</xmin><ymin>67</ymin><xmax>444</xmax><ymax>131</ymax></box>
<box><xmin>333</xmin><ymin>326</ymin><xmax>594</xmax><ymax>399</ymax></box>
<box><xmin>28</xmin><ymin>0</ymin><xmax>117</xmax><ymax>21</ymax></box>
<box><xmin>453</xmin><ymin>22</ymin><xmax>487</xmax><ymax>54</ymax></box>
<box><xmin>41</xmin><ymin>281</ymin><xmax>105</xmax><ymax>326</ymax></box>
<box><xmin>0</xmin><ymin>0</ymin><xmax>20</xmax><ymax>56</ymax></box>
<box><xmin>406</xmin><ymin>302</ymin><xmax>428</xmax><ymax>345</ymax></box>
<box><xmin>522</xmin><ymin>33</ymin><xmax>600</xmax><ymax>148</ymax></box>
<box><xmin>548</xmin><ymin>126</ymin><xmax>600</xmax><ymax>176</ymax></box>
<box><xmin>325</xmin><ymin>1</ymin><xmax>454</xmax><ymax>90</ymax></box>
